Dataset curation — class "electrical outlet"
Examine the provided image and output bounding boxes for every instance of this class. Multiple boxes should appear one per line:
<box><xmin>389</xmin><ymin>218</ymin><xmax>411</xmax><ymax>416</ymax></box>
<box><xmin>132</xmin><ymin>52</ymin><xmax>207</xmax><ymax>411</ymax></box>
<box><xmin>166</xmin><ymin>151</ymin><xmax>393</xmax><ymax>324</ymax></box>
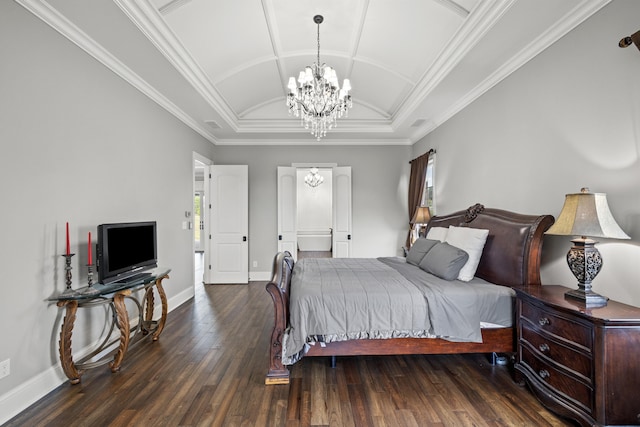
<box><xmin>252</xmin><ymin>261</ymin><xmax>258</xmax><ymax>268</ymax></box>
<box><xmin>0</xmin><ymin>359</ymin><xmax>9</xmax><ymax>379</ymax></box>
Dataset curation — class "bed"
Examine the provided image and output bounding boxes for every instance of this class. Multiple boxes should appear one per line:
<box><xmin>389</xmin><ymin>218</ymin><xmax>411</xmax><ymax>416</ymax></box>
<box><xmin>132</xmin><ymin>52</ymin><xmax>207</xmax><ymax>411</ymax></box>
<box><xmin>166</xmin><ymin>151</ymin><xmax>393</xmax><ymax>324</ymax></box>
<box><xmin>265</xmin><ymin>204</ymin><xmax>554</xmax><ymax>384</ymax></box>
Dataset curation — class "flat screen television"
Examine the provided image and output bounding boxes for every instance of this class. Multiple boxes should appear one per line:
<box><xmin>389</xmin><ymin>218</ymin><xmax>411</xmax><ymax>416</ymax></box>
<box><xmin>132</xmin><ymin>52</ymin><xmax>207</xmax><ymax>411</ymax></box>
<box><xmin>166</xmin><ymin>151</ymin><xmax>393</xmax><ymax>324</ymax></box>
<box><xmin>97</xmin><ymin>221</ymin><xmax>157</xmax><ymax>284</ymax></box>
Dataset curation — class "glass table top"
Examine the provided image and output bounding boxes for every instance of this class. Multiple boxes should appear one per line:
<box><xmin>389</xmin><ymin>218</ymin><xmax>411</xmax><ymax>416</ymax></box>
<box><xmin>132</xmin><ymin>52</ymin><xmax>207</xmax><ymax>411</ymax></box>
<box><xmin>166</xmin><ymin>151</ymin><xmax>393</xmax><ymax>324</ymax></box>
<box><xmin>50</xmin><ymin>268</ymin><xmax>171</xmax><ymax>301</ymax></box>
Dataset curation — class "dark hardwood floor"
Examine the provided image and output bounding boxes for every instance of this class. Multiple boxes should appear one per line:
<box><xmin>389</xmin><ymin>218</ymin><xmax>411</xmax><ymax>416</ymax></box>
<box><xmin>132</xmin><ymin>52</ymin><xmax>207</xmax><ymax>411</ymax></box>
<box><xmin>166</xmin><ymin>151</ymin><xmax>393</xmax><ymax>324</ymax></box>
<box><xmin>4</xmin><ymin>265</ymin><xmax>574</xmax><ymax>426</ymax></box>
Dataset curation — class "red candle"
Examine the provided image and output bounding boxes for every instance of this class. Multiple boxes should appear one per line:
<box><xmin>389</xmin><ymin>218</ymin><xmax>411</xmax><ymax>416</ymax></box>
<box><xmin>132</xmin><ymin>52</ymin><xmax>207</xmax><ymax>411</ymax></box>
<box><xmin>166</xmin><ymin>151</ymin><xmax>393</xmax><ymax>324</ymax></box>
<box><xmin>88</xmin><ymin>232</ymin><xmax>92</xmax><ymax>265</ymax></box>
<box><xmin>66</xmin><ymin>222</ymin><xmax>70</xmax><ymax>255</ymax></box>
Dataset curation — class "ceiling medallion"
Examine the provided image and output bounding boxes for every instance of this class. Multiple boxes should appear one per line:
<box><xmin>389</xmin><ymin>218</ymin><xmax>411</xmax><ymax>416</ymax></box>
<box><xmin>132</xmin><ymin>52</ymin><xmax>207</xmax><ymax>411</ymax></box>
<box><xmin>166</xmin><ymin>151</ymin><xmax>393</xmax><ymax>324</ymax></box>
<box><xmin>287</xmin><ymin>15</ymin><xmax>352</xmax><ymax>141</ymax></box>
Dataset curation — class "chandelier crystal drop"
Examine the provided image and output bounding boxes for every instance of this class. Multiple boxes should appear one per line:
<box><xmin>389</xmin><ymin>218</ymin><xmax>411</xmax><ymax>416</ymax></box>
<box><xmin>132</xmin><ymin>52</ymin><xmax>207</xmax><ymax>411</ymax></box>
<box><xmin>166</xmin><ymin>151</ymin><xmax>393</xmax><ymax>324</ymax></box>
<box><xmin>304</xmin><ymin>168</ymin><xmax>324</xmax><ymax>188</ymax></box>
<box><xmin>287</xmin><ymin>15</ymin><xmax>352</xmax><ymax>141</ymax></box>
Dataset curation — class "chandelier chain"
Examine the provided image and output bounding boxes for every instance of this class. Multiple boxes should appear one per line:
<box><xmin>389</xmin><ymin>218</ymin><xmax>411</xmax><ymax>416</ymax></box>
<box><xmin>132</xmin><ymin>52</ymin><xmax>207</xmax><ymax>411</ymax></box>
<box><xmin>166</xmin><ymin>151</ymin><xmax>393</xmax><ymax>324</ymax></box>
<box><xmin>317</xmin><ymin>20</ymin><xmax>321</xmax><ymax>70</ymax></box>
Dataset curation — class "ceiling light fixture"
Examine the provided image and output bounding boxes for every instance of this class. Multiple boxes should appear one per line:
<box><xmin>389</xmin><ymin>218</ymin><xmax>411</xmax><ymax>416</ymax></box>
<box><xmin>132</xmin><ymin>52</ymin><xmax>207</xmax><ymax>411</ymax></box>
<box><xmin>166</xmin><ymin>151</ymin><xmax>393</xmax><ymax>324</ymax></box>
<box><xmin>287</xmin><ymin>15</ymin><xmax>352</xmax><ymax>141</ymax></box>
<box><xmin>304</xmin><ymin>168</ymin><xmax>324</xmax><ymax>188</ymax></box>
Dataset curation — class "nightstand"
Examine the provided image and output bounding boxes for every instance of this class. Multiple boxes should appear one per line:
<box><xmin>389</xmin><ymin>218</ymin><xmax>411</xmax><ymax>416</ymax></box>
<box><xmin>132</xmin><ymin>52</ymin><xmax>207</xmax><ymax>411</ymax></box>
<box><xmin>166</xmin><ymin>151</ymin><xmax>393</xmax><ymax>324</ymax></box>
<box><xmin>514</xmin><ymin>285</ymin><xmax>640</xmax><ymax>427</ymax></box>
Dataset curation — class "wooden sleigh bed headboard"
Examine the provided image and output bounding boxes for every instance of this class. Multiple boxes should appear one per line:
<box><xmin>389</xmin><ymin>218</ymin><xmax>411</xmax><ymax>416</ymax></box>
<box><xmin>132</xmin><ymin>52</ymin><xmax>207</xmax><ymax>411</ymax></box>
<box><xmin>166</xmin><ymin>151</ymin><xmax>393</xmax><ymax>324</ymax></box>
<box><xmin>265</xmin><ymin>204</ymin><xmax>554</xmax><ymax>384</ymax></box>
<box><xmin>426</xmin><ymin>203</ymin><xmax>555</xmax><ymax>287</ymax></box>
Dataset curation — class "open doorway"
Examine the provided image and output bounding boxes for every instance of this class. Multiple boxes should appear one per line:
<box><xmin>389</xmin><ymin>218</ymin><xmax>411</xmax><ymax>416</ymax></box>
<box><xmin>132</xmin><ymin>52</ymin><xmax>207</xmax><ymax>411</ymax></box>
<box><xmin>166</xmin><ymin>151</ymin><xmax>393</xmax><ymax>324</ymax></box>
<box><xmin>194</xmin><ymin>190</ymin><xmax>205</xmax><ymax>252</ymax></box>
<box><xmin>296</xmin><ymin>167</ymin><xmax>333</xmax><ymax>259</ymax></box>
<box><xmin>278</xmin><ymin>163</ymin><xmax>351</xmax><ymax>260</ymax></box>
<box><xmin>193</xmin><ymin>153</ymin><xmax>211</xmax><ymax>287</ymax></box>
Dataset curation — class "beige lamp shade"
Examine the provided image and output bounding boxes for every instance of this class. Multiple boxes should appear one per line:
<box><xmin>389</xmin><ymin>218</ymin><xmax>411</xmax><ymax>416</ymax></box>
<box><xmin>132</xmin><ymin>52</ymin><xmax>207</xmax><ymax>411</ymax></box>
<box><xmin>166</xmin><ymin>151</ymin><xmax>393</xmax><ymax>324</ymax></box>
<box><xmin>545</xmin><ymin>188</ymin><xmax>630</xmax><ymax>240</ymax></box>
<box><xmin>411</xmin><ymin>206</ymin><xmax>431</xmax><ymax>225</ymax></box>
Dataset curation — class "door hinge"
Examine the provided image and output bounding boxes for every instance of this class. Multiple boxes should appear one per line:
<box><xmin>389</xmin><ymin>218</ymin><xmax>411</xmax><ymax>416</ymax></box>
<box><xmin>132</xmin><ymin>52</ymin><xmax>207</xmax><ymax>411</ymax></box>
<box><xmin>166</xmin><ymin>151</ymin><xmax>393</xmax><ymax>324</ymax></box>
<box><xmin>208</xmin><ymin>265</ymin><xmax>211</xmax><ymax>270</ymax></box>
<box><xmin>347</xmin><ymin>234</ymin><xmax>351</xmax><ymax>240</ymax></box>
<box><xmin>278</xmin><ymin>235</ymin><xmax>282</xmax><ymax>240</ymax></box>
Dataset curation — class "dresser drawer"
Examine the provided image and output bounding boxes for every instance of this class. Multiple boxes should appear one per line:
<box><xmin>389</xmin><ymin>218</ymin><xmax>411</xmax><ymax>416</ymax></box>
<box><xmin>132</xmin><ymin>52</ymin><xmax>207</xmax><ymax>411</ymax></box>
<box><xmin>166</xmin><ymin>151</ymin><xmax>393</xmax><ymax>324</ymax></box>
<box><xmin>515</xmin><ymin>286</ymin><xmax>640</xmax><ymax>427</ymax></box>
<box><xmin>520</xmin><ymin>323</ymin><xmax>592</xmax><ymax>381</ymax></box>
<box><xmin>520</xmin><ymin>346</ymin><xmax>593</xmax><ymax>413</ymax></box>
<box><xmin>520</xmin><ymin>300</ymin><xmax>592</xmax><ymax>350</ymax></box>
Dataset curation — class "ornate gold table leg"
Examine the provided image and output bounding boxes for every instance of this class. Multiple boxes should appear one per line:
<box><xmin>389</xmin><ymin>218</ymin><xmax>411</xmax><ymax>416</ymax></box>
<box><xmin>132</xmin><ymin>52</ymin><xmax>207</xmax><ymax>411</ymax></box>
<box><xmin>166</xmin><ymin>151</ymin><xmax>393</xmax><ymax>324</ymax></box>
<box><xmin>142</xmin><ymin>286</ymin><xmax>154</xmax><ymax>335</ymax></box>
<box><xmin>109</xmin><ymin>290</ymin><xmax>131</xmax><ymax>372</ymax></box>
<box><xmin>57</xmin><ymin>300</ymin><xmax>83</xmax><ymax>384</ymax></box>
<box><xmin>152</xmin><ymin>275</ymin><xmax>169</xmax><ymax>341</ymax></box>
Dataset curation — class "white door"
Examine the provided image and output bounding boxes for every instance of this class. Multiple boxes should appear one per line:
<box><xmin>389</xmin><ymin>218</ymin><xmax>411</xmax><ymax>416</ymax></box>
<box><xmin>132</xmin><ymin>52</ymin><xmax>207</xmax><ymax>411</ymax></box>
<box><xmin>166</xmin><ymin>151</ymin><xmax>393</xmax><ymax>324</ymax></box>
<box><xmin>332</xmin><ymin>166</ymin><xmax>352</xmax><ymax>258</ymax></box>
<box><xmin>207</xmin><ymin>165</ymin><xmax>248</xmax><ymax>284</ymax></box>
<box><xmin>277</xmin><ymin>167</ymin><xmax>297</xmax><ymax>261</ymax></box>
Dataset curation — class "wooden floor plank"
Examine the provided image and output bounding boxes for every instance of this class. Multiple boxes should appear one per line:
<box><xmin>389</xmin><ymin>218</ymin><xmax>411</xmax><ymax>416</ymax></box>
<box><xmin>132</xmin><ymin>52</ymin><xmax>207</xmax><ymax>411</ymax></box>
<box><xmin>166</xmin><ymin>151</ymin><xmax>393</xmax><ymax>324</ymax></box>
<box><xmin>4</xmin><ymin>281</ymin><xmax>575</xmax><ymax>427</ymax></box>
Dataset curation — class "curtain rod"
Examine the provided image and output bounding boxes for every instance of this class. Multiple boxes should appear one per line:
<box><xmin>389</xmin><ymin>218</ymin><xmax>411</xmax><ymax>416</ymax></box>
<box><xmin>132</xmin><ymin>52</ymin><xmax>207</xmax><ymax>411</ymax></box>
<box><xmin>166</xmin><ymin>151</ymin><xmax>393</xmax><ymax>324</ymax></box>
<box><xmin>409</xmin><ymin>148</ymin><xmax>435</xmax><ymax>164</ymax></box>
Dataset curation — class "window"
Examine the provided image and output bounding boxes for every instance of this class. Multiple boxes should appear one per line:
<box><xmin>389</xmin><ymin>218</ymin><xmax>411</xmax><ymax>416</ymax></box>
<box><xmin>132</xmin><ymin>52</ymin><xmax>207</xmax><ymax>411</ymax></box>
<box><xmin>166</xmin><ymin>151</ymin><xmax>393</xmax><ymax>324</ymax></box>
<box><xmin>421</xmin><ymin>154</ymin><xmax>435</xmax><ymax>213</ymax></box>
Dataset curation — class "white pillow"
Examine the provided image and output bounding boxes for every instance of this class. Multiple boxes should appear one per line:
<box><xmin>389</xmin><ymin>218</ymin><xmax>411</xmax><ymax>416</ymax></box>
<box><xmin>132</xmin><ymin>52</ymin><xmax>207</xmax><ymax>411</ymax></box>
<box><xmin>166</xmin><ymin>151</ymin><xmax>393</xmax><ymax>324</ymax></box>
<box><xmin>425</xmin><ymin>226</ymin><xmax>448</xmax><ymax>242</ymax></box>
<box><xmin>444</xmin><ymin>226</ymin><xmax>489</xmax><ymax>281</ymax></box>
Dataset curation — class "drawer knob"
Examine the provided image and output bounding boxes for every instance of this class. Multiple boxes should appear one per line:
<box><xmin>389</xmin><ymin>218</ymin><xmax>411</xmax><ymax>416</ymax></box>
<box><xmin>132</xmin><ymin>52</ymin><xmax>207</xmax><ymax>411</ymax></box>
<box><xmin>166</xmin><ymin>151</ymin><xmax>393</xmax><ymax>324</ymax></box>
<box><xmin>539</xmin><ymin>343</ymin><xmax>550</xmax><ymax>353</ymax></box>
<box><xmin>539</xmin><ymin>369</ymin><xmax>550</xmax><ymax>379</ymax></box>
<box><xmin>538</xmin><ymin>317</ymin><xmax>550</xmax><ymax>326</ymax></box>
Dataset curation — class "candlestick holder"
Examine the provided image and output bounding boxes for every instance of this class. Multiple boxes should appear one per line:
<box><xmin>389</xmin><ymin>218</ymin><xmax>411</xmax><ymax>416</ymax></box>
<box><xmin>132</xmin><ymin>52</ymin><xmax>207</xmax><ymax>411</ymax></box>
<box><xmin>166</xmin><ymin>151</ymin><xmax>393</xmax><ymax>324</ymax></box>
<box><xmin>87</xmin><ymin>263</ymin><xmax>94</xmax><ymax>287</ymax></box>
<box><xmin>78</xmin><ymin>264</ymin><xmax>100</xmax><ymax>296</ymax></box>
<box><xmin>59</xmin><ymin>254</ymin><xmax>76</xmax><ymax>297</ymax></box>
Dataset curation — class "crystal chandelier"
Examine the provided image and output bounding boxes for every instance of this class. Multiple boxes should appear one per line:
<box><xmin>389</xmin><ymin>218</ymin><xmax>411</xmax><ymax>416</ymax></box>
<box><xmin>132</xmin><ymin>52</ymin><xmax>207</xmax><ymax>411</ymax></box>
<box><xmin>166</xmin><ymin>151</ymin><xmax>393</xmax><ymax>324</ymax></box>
<box><xmin>287</xmin><ymin>15</ymin><xmax>352</xmax><ymax>141</ymax></box>
<box><xmin>304</xmin><ymin>168</ymin><xmax>324</xmax><ymax>188</ymax></box>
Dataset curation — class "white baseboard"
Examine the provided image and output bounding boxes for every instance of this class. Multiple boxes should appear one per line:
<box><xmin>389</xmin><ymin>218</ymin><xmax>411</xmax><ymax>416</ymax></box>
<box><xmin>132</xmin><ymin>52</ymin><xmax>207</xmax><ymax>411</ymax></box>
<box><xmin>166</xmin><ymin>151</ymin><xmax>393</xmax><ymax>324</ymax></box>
<box><xmin>0</xmin><ymin>286</ymin><xmax>195</xmax><ymax>425</ymax></box>
<box><xmin>249</xmin><ymin>271</ymin><xmax>271</xmax><ymax>281</ymax></box>
<box><xmin>0</xmin><ymin>363</ymin><xmax>67</xmax><ymax>426</ymax></box>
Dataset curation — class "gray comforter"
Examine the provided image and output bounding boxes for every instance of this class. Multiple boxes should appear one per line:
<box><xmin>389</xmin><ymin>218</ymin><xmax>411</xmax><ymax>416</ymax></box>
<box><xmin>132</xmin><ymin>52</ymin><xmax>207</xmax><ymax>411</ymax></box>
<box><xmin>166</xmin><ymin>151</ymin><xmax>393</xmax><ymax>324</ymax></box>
<box><xmin>282</xmin><ymin>257</ymin><xmax>514</xmax><ymax>365</ymax></box>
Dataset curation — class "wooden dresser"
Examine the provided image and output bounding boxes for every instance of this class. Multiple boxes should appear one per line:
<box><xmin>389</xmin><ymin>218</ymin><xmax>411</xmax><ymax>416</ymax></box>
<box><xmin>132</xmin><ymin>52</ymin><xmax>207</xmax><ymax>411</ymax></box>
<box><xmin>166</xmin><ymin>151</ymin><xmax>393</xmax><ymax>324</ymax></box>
<box><xmin>514</xmin><ymin>285</ymin><xmax>640</xmax><ymax>427</ymax></box>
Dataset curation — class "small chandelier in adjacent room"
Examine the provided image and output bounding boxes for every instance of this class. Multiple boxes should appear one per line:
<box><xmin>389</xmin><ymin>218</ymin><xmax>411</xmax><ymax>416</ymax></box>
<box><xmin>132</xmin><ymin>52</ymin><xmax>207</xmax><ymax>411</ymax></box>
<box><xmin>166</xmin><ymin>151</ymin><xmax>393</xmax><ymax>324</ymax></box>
<box><xmin>287</xmin><ymin>15</ymin><xmax>352</xmax><ymax>141</ymax></box>
<box><xmin>304</xmin><ymin>168</ymin><xmax>324</xmax><ymax>188</ymax></box>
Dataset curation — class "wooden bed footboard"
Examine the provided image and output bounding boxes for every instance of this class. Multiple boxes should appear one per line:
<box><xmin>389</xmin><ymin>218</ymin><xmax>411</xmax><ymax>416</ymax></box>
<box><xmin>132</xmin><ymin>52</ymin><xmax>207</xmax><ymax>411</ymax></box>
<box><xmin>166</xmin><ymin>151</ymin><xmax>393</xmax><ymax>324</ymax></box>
<box><xmin>265</xmin><ymin>251</ymin><xmax>294</xmax><ymax>385</ymax></box>
<box><xmin>264</xmin><ymin>204</ymin><xmax>554</xmax><ymax>385</ymax></box>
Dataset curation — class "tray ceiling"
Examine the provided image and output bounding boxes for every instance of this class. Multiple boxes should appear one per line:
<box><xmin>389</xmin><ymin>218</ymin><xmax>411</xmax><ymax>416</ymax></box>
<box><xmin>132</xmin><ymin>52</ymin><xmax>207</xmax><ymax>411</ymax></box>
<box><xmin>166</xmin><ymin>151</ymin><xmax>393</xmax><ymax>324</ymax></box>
<box><xmin>19</xmin><ymin>0</ymin><xmax>610</xmax><ymax>145</ymax></box>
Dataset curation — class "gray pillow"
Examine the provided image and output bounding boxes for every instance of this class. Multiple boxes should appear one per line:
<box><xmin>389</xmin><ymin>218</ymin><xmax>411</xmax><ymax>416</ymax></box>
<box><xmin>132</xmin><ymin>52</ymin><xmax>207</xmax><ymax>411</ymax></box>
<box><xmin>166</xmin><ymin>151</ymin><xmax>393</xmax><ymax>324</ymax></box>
<box><xmin>418</xmin><ymin>242</ymin><xmax>469</xmax><ymax>281</ymax></box>
<box><xmin>406</xmin><ymin>238</ymin><xmax>438</xmax><ymax>266</ymax></box>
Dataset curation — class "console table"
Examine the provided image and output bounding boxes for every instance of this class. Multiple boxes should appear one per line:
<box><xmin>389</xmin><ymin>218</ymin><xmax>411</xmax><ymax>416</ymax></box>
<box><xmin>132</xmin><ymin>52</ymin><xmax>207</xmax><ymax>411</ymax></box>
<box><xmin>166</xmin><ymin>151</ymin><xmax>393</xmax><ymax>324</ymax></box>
<box><xmin>50</xmin><ymin>268</ymin><xmax>170</xmax><ymax>384</ymax></box>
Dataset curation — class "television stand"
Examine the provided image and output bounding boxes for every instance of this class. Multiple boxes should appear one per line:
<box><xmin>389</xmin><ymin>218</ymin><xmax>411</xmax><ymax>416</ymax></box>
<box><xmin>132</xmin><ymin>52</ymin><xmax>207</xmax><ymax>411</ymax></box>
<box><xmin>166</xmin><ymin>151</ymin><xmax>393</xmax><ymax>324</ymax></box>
<box><xmin>50</xmin><ymin>268</ymin><xmax>170</xmax><ymax>384</ymax></box>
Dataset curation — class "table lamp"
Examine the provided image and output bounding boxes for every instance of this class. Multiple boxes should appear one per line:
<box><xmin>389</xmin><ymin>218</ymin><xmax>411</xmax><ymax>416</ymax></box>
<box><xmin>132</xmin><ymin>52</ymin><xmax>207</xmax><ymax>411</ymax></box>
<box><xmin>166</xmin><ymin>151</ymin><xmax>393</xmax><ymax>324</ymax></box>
<box><xmin>545</xmin><ymin>188</ymin><xmax>630</xmax><ymax>306</ymax></box>
<box><xmin>411</xmin><ymin>206</ymin><xmax>432</xmax><ymax>240</ymax></box>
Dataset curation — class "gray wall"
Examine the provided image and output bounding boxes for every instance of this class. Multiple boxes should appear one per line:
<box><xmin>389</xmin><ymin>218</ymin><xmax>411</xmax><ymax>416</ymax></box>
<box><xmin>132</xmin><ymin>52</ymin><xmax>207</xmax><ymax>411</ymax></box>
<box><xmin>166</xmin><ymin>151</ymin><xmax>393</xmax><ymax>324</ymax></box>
<box><xmin>0</xmin><ymin>3</ymin><xmax>411</xmax><ymax>418</ymax></box>
<box><xmin>4</xmin><ymin>0</ymin><xmax>640</xmax><ymax>421</ymax></box>
<box><xmin>213</xmin><ymin>145</ymin><xmax>412</xmax><ymax>275</ymax></box>
<box><xmin>413</xmin><ymin>0</ymin><xmax>640</xmax><ymax>307</ymax></box>
<box><xmin>0</xmin><ymin>1</ymin><xmax>215</xmax><ymax>419</ymax></box>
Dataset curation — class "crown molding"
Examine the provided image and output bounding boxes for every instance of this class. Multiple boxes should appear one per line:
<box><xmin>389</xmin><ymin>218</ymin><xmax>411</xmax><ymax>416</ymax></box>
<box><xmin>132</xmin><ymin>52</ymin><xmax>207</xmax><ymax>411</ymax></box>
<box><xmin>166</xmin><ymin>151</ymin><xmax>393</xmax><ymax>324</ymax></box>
<box><xmin>235</xmin><ymin>118</ymin><xmax>393</xmax><ymax>134</ymax></box>
<box><xmin>411</xmin><ymin>0</ymin><xmax>612</xmax><ymax>143</ymax></box>
<box><xmin>214</xmin><ymin>138</ymin><xmax>412</xmax><ymax>146</ymax></box>
<box><xmin>434</xmin><ymin>0</ymin><xmax>471</xmax><ymax>18</ymax></box>
<box><xmin>393</xmin><ymin>0</ymin><xmax>516</xmax><ymax>127</ymax></box>
<box><xmin>16</xmin><ymin>0</ymin><xmax>219</xmax><ymax>145</ymax></box>
<box><xmin>158</xmin><ymin>0</ymin><xmax>192</xmax><ymax>16</ymax></box>
<box><xmin>114</xmin><ymin>0</ymin><xmax>238</xmax><ymax>130</ymax></box>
